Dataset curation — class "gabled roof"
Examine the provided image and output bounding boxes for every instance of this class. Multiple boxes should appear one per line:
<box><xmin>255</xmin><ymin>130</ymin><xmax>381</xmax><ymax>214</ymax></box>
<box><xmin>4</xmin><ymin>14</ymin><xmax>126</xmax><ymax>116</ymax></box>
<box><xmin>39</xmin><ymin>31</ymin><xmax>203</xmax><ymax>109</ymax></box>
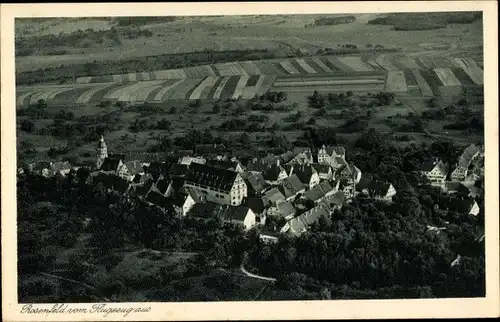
<box><xmin>420</xmin><ymin>160</ymin><xmax>447</xmax><ymax>174</ymax></box>
<box><xmin>31</xmin><ymin>161</ymin><xmax>52</xmax><ymax>170</ymax></box>
<box><xmin>186</xmin><ymin>163</ymin><xmax>238</xmax><ymax>192</ymax></box>
<box><xmin>263</xmin><ymin>187</ymin><xmax>286</xmax><ymax>206</ymax></box>
<box><xmin>246</xmin><ymin>160</ymin><xmax>269</xmax><ymax>173</ymax></box>
<box><xmin>186</xmin><ymin>187</ymin><xmax>206</xmax><ymax>203</ymax></box>
<box><xmin>155</xmin><ymin>178</ymin><xmax>171</xmax><ymax>194</ymax></box>
<box><xmin>132</xmin><ymin>173</ymin><xmax>154</xmax><ymax>184</ymax></box>
<box><xmin>321</xmin><ymin>191</ymin><xmax>346</xmax><ymax>208</ymax></box>
<box><xmin>246</xmin><ymin>173</ymin><xmax>269</xmax><ymax>193</ymax></box>
<box><xmin>282</xmin><ymin>164</ymin><xmax>294</xmax><ymax>176</ymax></box>
<box><xmin>243</xmin><ymin>197</ymin><xmax>266</xmax><ymax>214</ymax></box>
<box><xmin>262</xmin><ymin>163</ymin><xmax>285</xmax><ymax>181</ymax></box>
<box><xmin>261</xmin><ymin>154</ymin><xmax>280</xmax><ymax>165</ymax></box>
<box><xmin>277</xmin><ymin>201</ymin><xmax>296</xmax><ymax>218</ymax></box>
<box><xmin>146</xmin><ymin>191</ymin><xmax>172</xmax><ymax>209</ymax></box>
<box><xmin>303</xmin><ymin>181</ymin><xmax>334</xmax><ymax>202</ymax></box>
<box><xmin>133</xmin><ymin>180</ymin><xmax>154</xmax><ymax>197</ymax></box>
<box><xmin>322</xmin><ymin>145</ymin><xmax>346</xmax><ymax>156</ymax></box>
<box><xmin>220</xmin><ymin>206</ymin><xmax>251</xmax><ymax>222</ymax></box>
<box><xmin>439</xmin><ymin>197</ymin><xmax>477</xmax><ymax>213</ymax></box>
<box><xmin>279</xmin><ymin>174</ymin><xmax>306</xmax><ymax>198</ymax></box>
<box><xmin>340</xmin><ymin>163</ymin><xmax>361</xmax><ymax>177</ymax></box>
<box><xmin>279</xmin><ymin>151</ymin><xmax>295</xmax><ymax>164</ymax></box>
<box><xmin>187</xmin><ymin>202</ymin><xmax>220</xmax><ymax>219</ymax></box>
<box><xmin>169</xmin><ymin>163</ymin><xmax>189</xmax><ymax>177</ymax></box>
<box><xmin>125</xmin><ymin>160</ymin><xmax>144</xmax><ymax>176</ymax></box>
<box><xmin>293</xmin><ymin>165</ymin><xmax>317</xmax><ymax>184</ymax></box>
<box><xmin>95</xmin><ymin>173</ymin><xmax>130</xmax><ymax>193</ymax></box>
<box><xmin>458</xmin><ymin>144</ymin><xmax>480</xmax><ymax>168</ymax></box>
<box><xmin>368</xmin><ymin>181</ymin><xmax>393</xmax><ymax>197</ymax></box>
<box><xmin>311</xmin><ymin>163</ymin><xmax>332</xmax><ymax>175</ymax></box>
<box><xmin>167</xmin><ymin>177</ymin><xmax>185</xmax><ymax>195</ymax></box>
<box><xmin>205</xmin><ymin>159</ymin><xmax>240</xmax><ymax>170</ymax></box>
<box><xmin>100</xmin><ymin>157</ymin><xmax>122</xmax><ymax>172</ymax></box>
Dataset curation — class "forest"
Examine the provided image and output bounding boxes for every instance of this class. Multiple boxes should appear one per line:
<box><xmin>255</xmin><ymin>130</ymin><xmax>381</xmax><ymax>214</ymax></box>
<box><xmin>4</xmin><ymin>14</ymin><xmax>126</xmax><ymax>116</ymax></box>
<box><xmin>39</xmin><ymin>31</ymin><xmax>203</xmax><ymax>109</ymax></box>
<box><xmin>367</xmin><ymin>12</ymin><xmax>482</xmax><ymax>31</ymax></box>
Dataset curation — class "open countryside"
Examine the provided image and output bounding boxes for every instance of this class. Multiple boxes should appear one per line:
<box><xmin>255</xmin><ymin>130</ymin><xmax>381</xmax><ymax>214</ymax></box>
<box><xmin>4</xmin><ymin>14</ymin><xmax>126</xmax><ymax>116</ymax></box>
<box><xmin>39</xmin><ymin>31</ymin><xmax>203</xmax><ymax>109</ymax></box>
<box><xmin>16</xmin><ymin>12</ymin><xmax>486</xmax><ymax>304</ymax></box>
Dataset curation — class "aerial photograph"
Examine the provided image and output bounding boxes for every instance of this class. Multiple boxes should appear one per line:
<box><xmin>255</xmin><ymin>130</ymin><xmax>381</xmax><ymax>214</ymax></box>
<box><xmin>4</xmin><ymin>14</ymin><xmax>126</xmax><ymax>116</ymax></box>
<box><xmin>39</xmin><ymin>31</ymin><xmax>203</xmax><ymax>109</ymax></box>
<box><xmin>16</xmin><ymin>12</ymin><xmax>485</xmax><ymax>302</ymax></box>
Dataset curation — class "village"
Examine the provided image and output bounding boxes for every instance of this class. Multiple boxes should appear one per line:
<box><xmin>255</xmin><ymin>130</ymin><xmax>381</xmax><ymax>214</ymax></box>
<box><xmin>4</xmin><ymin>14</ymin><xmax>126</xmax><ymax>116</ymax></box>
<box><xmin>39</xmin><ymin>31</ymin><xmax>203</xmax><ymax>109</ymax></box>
<box><xmin>19</xmin><ymin>135</ymin><xmax>485</xmax><ymax>244</ymax></box>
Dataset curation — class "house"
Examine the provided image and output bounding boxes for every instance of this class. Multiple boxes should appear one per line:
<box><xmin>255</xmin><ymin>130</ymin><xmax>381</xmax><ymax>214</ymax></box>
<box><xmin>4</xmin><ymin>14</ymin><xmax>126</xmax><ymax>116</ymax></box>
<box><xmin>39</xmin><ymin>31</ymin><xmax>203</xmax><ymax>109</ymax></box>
<box><xmin>259</xmin><ymin>228</ymin><xmax>281</xmax><ymax>244</ymax></box>
<box><xmin>293</xmin><ymin>165</ymin><xmax>320</xmax><ymax>189</ymax></box>
<box><xmin>303</xmin><ymin>181</ymin><xmax>336</xmax><ymax>204</ymax></box>
<box><xmin>277</xmin><ymin>201</ymin><xmax>296</xmax><ymax>220</ymax></box>
<box><xmin>279</xmin><ymin>151</ymin><xmax>295</xmax><ymax>165</ymax></box>
<box><xmin>131</xmin><ymin>173</ymin><xmax>154</xmax><ymax>186</ymax></box>
<box><xmin>288</xmin><ymin>148</ymin><xmax>314</xmax><ymax>165</ymax></box>
<box><xmin>94</xmin><ymin>173</ymin><xmax>131</xmax><ymax>195</ymax></box>
<box><xmin>131</xmin><ymin>180</ymin><xmax>156</xmax><ymax>198</ymax></box>
<box><xmin>219</xmin><ymin>206</ymin><xmax>256</xmax><ymax>231</ymax></box>
<box><xmin>125</xmin><ymin>160</ymin><xmax>145</xmax><ymax>181</ymax></box>
<box><xmin>205</xmin><ymin>159</ymin><xmax>244</xmax><ymax>173</ymax></box>
<box><xmin>311</xmin><ymin>163</ymin><xmax>334</xmax><ymax>180</ymax></box>
<box><xmin>281</xmin><ymin>203</ymin><xmax>330</xmax><ymax>237</ymax></box>
<box><xmin>321</xmin><ymin>191</ymin><xmax>346</xmax><ymax>211</ymax></box>
<box><xmin>96</xmin><ymin>136</ymin><xmax>108</xmax><ymax>169</ymax></box>
<box><xmin>438</xmin><ymin>197</ymin><xmax>480</xmax><ymax>216</ymax></box>
<box><xmin>450</xmin><ymin>144</ymin><xmax>480</xmax><ymax>182</ymax></box>
<box><xmin>243</xmin><ymin>197</ymin><xmax>267</xmax><ymax>225</ymax></box>
<box><xmin>340</xmin><ymin>180</ymin><xmax>355</xmax><ymax>201</ymax></box>
<box><xmin>318</xmin><ymin>145</ymin><xmax>346</xmax><ymax>164</ymax></box>
<box><xmin>339</xmin><ymin>163</ymin><xmax>362</xmax><ymax>184</ymax></box>
<box><xmin>179</xmin><ymin>156</ymin><xmax>207</xmax><ymax>166</ymax></box>
<box><xmin>262</xmin><ymin>163</ymin><xmax>288</xmax><ymax>185</ymax></box>
<box><xmin>168</xmin><ymin>163</ymin><xmax>189</xmax><ymax>178</ymax></box>
<box><xmin>420</xmin><ymin>159</ymin><xmax>448</xmax><ymax>187</ymax></box>
<box><xmin>278</xmin><ymin>174</ymin><xmax>307</xmax><ymax>200</ymax></box>
<box><xmin>262</xmin><ymin>187</ymin><xmax>286</xmax><ymax>207</ymax></box>
<box><xmin>164</xmin><ymin>177</ymin><xmax>186</xmax><ymax>198</ymax></box>
<box><xmin>100</xmin><ymin>156</ymin><xmax>130</xmax><ymax>181</ymax></box>
<box><xmin>187</xmin><ymin>202</ymin><xmax>220</xmax><ymax>219</ymax></box>
<box><xmin>50</xmin><ymin>161</ymin><xmax>72</xmax><ymax>177</ymax></box>
<box><xmin>368</xmin><ymin>181</ymin><xmax>397</xmax><ymax>203</ymax></box>
<box><xmin>244</xmin><ymin>172</ymin><xmax>269</xmax><ymax>196</ymax></box>
<box><xmin>181</xmin><ymin>188</ymin><xmax>207</xmax><ymax>216</ymax></box>
<box><xmin>29</xmin><ymin>161</ymin><xmax>53</xmax><ymax>177</ymax></box>
<box><xmin>246</xmin><ymin>160</ymin><xmax>270</xmax><ymax>174</ymax></box>
<box><xmin>184</xmin><ymin>163</ymin><xmax>247</xmax><ymax>206</ymax></box>
<box><xmin>146</xmin><ymin>191</ymin><xmax>173</xmax><ymax>211</ymax></box>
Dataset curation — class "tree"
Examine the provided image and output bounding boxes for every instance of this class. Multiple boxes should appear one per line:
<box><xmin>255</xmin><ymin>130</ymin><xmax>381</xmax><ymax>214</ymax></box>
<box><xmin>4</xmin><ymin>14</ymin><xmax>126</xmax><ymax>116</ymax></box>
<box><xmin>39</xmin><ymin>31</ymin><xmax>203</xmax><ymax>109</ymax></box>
<box><xmin>354</xmin><ymin>128</ymin><xmax>386</xmax><ymax>150</ymax></box>
<box><xmin>36</xmin><ymin>99</ymin><xmax>47</xmax><ymax>109</ymax></box>
<box><xmin>20</xmin><ymin>119</ymin><xmax>35</xmax><ymax>133</ymax></box>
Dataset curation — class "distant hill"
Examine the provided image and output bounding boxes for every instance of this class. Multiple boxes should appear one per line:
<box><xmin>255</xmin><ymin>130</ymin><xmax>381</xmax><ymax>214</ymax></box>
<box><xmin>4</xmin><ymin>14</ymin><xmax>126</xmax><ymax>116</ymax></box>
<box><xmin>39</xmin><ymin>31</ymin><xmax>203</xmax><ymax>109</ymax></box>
<box><xmin>368</xmin><ymin>12</ymin><xmax>482</xmax><ymax>31</ymax></box>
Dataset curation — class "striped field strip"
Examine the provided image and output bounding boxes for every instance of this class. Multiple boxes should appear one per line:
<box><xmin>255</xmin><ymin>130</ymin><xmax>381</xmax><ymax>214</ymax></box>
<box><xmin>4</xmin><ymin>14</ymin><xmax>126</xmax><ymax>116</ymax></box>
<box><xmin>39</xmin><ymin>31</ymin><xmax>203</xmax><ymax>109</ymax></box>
<box><xmin>453</xmin><ymin>58</ymin><xmax>483</xmax><ymax>85</ymax></box>
<box><xmin>326</xmin><ymin>57</ymin><xmax>352</xmax><ymax>72</ymax></box>
<box><xmin>279</xmin><ymin>60</ymin><xmax>300</xmax><ymax>74</ymax></box>
<box><xmin>434</xmin><ymin>68</ymin><xmax>462</xmax><ymax>86</ymax></box>
<box><xmin>169</xmin><ymin>78</ymin><xmax>204</xmax><ymax>99</ymax></box>
<box><xmin>17</xmin><ymin>91</ymin><xmax>39</xmax><ymax>106</ymax></box>
<box><xmin>296</xmin><ymin>59</ymin><xmax>317</xmax><ymax>74</ymax></box>
<box><xmin>153</xmin><ymin>79</ymin><xmax>185</xmax><ymax>102</ymax></box>
<box><xmin>29</xmin><ymin>91</ymin><xmax>52</xmax><ymax>105</ymax></box>
<box><xmin>154</xmin><ymin>69</ymin><xmax>187</xmax><ymax>79</ymax></box>
<box><xmin>135</xmin><ymin>81</ymin><xmax>172</xmax><ymax>103</ymax></box>
<box><xmin>374</xmin><ymin>54</ymin><xmax>399</xmax><ymax>71</ymax></box>
<box><xmin>127</xmin><ymin>81</ymin><xmax>165</xmax><ymax>104</ymax></box>
<box><xmin>240</xmin><ymin>61</ymin><xmax>261</xmax><ymax>75</ymax></box>
<box><xmin>189</xmin><ymin>77</ymin><xmax>219</xmax><ymax>100</ymax></box>
<box><xmin>337</xmin><ymin>56</ymin><xmax>374</xmax><ymax>72</ymax></box>
<box><xmin>112</xmin><ymin>75</ymin><xmax>122</xmax><ymax>82</ymax></box>
<box><xmin>46</xmin><ymin>88</ymin><xmax>74</xmax><ymax>100</ymax></box>
<box><xmin>212</xmin><ymin>76</ymin><xmax>231</xmax><ymax>99</ymax></box>
<box><xmin>311</xmin><ymin>57</ymin><xmax>332</xmax><ymax>73</ymax></box>
<box><xmin>411</xmin><ymin>69</ymin><xmax>434</xmax><ymax>97</ymax></box>
<box><xmin>140</xmin><ymin>72</ymin><xmax>151</xmax><ymax>81</ymax></box>
<box><xmin>232</xmin><ymin>76</ymin><xmax>250</xmax><ymax>99</ymax></box>
<box><xmin>273</xmin><ymin>79</ymin><xmax>384</xmax><ymax>87</ymax></box>
<box><xmin>255</xmin><ymin>76</ymin><xmax>276</xmax><ymax>96</ymax></box>
<box><xmin>234</xmin><ymin>62</ymin><xmax>249</xmax><ymax>76</ymax></box>
<box><xmin>241</xmin><ymin>75</ymin><xmax>267</xmax><ymax>99</ymax></box>
<box><xmin>76</xmin><ymin>85</ymin><xmax>111</xmax><ymax>104</ymax></box>
<box><xmin>385</xmin><ymin>70</ymin><xmax>408</xmax><ymax>92</ymax></box>
<box><xmin>198</xmin><ymin>65</ymin><xmax>217</xmax><ymax>77</ymax></box>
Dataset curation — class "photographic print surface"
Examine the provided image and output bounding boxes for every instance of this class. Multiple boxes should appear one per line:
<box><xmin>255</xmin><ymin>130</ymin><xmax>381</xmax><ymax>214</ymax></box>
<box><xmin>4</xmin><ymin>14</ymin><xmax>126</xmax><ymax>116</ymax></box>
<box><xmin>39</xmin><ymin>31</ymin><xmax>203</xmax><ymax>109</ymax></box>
<box><xmin>14</xmin><ymin>11</ymin><xmax>486</xmax><ymax>304</ymax></box>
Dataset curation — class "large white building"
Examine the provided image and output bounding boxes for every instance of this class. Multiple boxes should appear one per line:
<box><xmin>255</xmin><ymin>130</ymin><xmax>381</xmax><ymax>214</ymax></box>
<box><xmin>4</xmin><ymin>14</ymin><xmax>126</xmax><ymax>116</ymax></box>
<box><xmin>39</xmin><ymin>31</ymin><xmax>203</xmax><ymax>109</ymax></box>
<box><xmin>184</xmin><ymin>163</ymin><xmax>247</xmax><ymax>206</ymax></box>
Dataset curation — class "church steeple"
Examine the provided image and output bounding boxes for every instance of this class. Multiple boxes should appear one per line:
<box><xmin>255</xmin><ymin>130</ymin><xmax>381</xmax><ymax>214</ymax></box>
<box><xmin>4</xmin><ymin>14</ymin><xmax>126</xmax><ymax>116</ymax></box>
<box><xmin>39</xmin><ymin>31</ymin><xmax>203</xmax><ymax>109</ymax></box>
<box><xmin>96</xmin><ymin>135</ymin><xmax>108</xmax><ymax>169</ymax></box>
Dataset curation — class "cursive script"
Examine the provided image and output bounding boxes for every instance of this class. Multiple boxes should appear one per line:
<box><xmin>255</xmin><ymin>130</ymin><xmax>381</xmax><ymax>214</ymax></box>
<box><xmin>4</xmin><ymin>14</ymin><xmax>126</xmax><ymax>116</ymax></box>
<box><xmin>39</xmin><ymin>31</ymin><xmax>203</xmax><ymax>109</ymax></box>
<box><xmin>20</xmin><ymin>304</ymin><xmax>151</xmax><ymax>317</ymax></box>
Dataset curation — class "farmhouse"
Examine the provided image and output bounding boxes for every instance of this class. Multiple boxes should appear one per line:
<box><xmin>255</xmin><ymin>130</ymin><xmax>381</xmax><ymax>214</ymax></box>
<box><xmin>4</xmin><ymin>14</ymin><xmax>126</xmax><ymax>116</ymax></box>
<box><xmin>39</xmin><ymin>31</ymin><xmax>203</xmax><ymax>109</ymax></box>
<box><xmin>243</xmin><ymin>172</ymin><xmax>269</xmax><ymax>196</ymax></box>
<box><xmin>311</xmin><ymin>163</ymin><xmax>334</xmax><ymax>180</ymax></box>
<box><xmin>293</xmin><ymin>165</ymin><xmax>320</xmax><ymax>189</ymax></box>
<box><xmin>450</xmin><ymin>144</ymin><xmax>480</xmax><ymax>182</ymax></box>
<box><xmin>288</xmin><ymin>148</ymin><xmax>314</xmax><ymax>165</ymax></box>
<box><xmin>279</xmin><ymin>174</ymin><xmax>307</xmax><ymax>200</ymax></box>
<box><xmin>181</xmin><ymin>188</ymin><xmax>207</xmax><ymax>216</ymax></box>
<box><xmin>420</xmin><ymin>159</ymin><xmax>448</xmax><ymax>187</ymax></box>
<box><xmin>94</xmin><ymin>173</ymin><xmax>131</xmax><ymax>195</ymax></box>
<box><xmin>205</xmin><ymin>159</ymin><xmax>244</xmax><ymax>173</ymax></box>
<box><xmin>195</xmin><ymin>143</ymin><xmax>227</xmax><ymax>159</ymax></box>
<box><xmin>438</xmin><ymin>197</ymin><xmax>480</xmax><ymax>216</ymax></box>
<box><xmin>219</xmin><ymin>206</ymin><xmax>257</xmax><ymax>231</ymax></box>
<box><xmin>318</xmin><ymin>145</ymin><xmax>346</xmax><ymax>164</ymax></box>
<box><xmin>124</xmin><ymin>160</ymin><xmax>145</xmax><ymax>181</ymax></box>
<box><xmin>303</xmin><ymin>181</ymin><xmax>336</xmax><ymax>205</ymax></box>
<box><xmin>262</xmin><ymin>187</ymin><xmax>286</xmax><ymax>207</ymax></box>
<box><xmin>339</xmin><ymin>163</ymin><xmax>362</xmax><ymax>184</ymax></box>
<box><xmin>100</xmin><ymin>156</ymin><xmax>130</xmax><ymax>181</ymax></box>
<box><xmin>184</xmin><ymin>163</ymin><xmax>247</xmax><ymax>206</ymax></box>
<box><xmin>262</xmin><ymin>163</ymin><xmax>289</xmax><ymax>185</ymax></box>
<box><xmin>281</xmin><ymin>203</ymin><xmax>330</xmax><ymax>237</ymax></box>
<box><xmin>276</xmin><ymin>201</ymin><xmax>297</xmax><ymax>220</ymax></box>
<box><xmin>369</xmin><ymin>181</ymin><xmax>397</xmax><ymax>203</ymax></box>
<box><xmin>50</xmin><ymin>161</ymin><xmax>72</xmax><ymax>177</ymax></box>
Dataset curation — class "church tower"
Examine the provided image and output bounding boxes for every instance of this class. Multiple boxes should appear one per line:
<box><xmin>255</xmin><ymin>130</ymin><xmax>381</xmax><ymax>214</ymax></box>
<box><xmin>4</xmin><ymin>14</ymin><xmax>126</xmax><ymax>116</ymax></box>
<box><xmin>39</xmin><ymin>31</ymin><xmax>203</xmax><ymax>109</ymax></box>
<box><xmin>96</xmin><ymin>135</ymin><xmax>108</xmax><ymax>169</ymax></box>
